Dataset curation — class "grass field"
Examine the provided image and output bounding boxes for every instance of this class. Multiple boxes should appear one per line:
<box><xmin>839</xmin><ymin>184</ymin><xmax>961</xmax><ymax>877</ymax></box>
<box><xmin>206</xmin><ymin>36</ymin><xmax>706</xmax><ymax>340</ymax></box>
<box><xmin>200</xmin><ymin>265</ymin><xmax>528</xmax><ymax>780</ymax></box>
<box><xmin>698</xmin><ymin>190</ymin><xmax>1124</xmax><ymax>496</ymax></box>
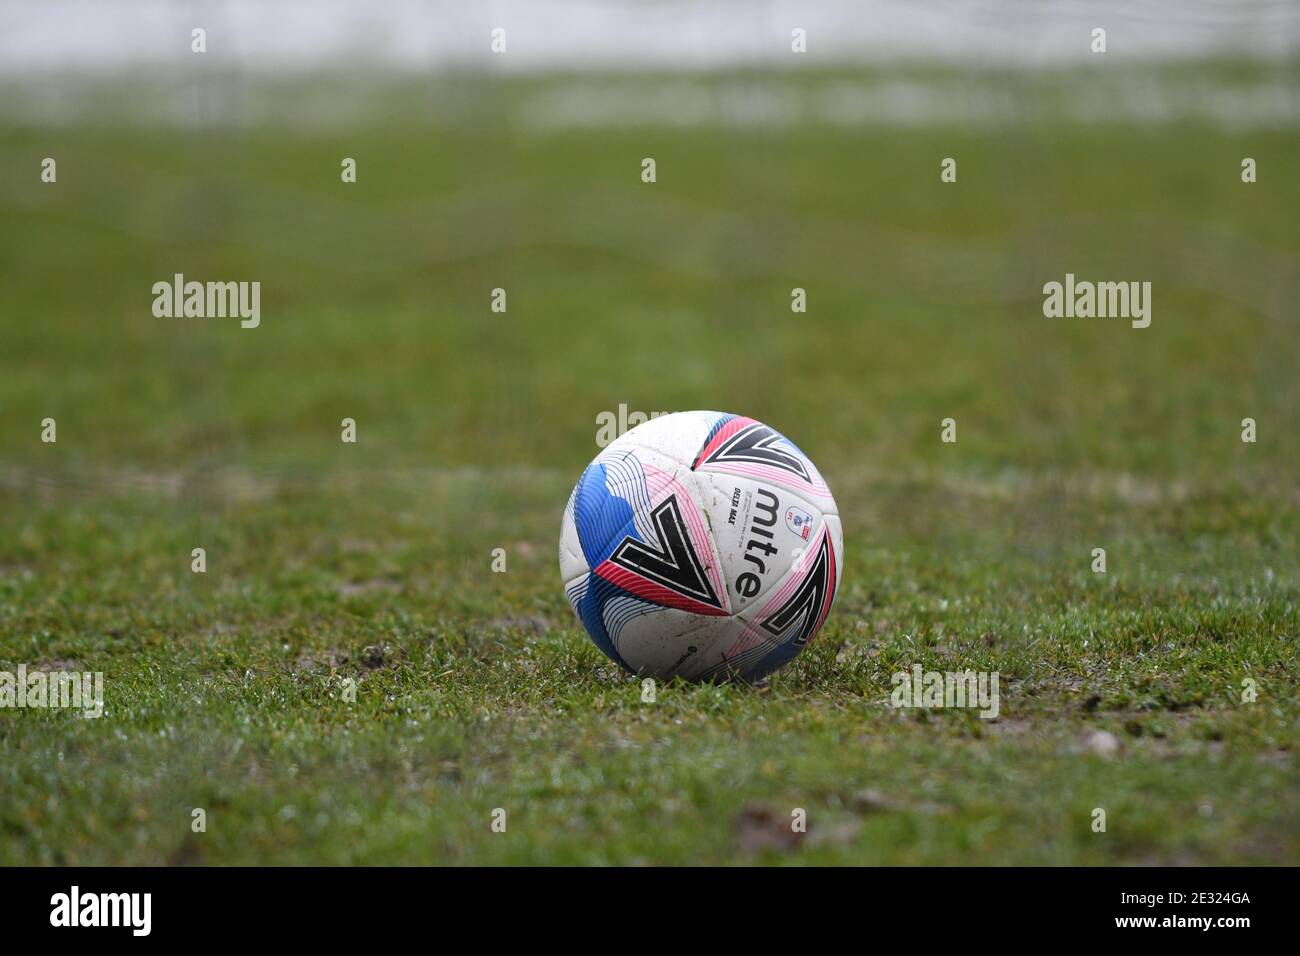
<box><xmin>0</xmin><ymin>64</ymin><xmax>1297</xmax><ymax>864</ymax></box>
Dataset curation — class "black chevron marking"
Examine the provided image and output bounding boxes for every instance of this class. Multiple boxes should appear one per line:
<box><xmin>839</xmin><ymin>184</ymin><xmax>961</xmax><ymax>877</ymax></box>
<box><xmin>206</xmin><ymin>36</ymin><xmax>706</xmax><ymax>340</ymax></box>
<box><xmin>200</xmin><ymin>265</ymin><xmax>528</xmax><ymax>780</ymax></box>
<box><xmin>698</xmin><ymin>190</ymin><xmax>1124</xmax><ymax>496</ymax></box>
<box><xmin>760</xmin><ymin>534</ymin><xmax>832</xmax><ymax>646</ymax></box>
<box><xmin>701</xmin><ymin>423</ymin><xmax>811</xmax><ymax>481</ymax></box>
<box><xmin>609</xmin><ymin>497</ymin><xmax>723</xmax><ymax>608</ymax></box>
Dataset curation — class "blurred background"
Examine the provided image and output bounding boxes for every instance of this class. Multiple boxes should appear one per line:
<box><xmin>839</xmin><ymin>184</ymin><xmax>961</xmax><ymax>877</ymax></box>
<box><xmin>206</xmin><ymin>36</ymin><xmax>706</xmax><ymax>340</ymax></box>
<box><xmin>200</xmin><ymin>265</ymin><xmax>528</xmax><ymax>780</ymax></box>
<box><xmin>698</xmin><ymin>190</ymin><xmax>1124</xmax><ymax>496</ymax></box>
<box><xmin>1</xmin><ymin>0</ymin><xmax>1296</xmax><ymax>477</ymax></box>
<box><xmin>1</xmin><ymin>0</ymin><xmax>1297</xmax><ymax>477</ymax></box>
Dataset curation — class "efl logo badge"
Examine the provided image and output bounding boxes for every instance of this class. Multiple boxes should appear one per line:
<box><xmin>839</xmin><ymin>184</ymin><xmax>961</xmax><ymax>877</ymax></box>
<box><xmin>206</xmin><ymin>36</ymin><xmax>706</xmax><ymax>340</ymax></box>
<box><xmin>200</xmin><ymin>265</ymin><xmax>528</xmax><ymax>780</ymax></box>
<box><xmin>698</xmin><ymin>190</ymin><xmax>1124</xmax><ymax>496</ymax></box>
<box><xmin>785</xmin><ymin>506</ymin><xmax>813</xmax><ymax>541</ymax></box>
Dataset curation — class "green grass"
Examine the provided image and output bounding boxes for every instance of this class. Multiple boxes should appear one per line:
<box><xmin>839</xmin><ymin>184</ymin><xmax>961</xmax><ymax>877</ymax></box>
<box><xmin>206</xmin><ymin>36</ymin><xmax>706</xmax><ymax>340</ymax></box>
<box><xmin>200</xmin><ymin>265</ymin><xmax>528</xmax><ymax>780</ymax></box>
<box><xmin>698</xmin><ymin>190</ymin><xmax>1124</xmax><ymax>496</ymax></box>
<box><xmin>0</xmin><ymin>65</ymin><xmax>1297</xmax><ymax>864</ymax></box>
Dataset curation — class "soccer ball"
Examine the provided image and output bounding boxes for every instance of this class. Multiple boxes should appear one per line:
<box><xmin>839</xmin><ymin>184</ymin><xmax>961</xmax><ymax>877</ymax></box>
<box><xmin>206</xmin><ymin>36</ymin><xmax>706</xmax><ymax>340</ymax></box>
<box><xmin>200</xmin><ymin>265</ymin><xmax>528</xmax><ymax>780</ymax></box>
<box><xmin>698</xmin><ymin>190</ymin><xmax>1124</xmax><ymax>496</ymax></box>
<box><xmin>559</xmin><ymin>411</ymin><xmax>843</xmax><ymax>682</ymax></box>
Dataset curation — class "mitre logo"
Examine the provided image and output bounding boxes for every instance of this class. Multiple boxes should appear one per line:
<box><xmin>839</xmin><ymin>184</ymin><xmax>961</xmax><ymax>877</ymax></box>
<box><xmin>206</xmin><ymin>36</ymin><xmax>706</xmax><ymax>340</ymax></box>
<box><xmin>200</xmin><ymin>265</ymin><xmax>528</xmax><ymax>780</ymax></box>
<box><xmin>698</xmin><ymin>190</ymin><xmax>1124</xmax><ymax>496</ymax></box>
<box><xmin>735</xmin><ymin>488</ymin><xmax>780</xmax><ymax>598</ymax></box>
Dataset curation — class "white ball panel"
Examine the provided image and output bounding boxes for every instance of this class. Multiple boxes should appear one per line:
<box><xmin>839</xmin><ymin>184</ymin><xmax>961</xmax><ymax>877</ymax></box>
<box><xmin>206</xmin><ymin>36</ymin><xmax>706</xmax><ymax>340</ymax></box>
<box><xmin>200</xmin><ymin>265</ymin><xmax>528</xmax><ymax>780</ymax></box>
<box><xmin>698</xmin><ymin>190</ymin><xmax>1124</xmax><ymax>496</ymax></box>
<box><xmin>611</xmin><ymin>610</ymin><xmax>744</xmax><ymax>681</ymax></box>
<box><xmin>604</xmin><ymin>410</ymin><xmax>724</xmax><ymax>467</ymax></box>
